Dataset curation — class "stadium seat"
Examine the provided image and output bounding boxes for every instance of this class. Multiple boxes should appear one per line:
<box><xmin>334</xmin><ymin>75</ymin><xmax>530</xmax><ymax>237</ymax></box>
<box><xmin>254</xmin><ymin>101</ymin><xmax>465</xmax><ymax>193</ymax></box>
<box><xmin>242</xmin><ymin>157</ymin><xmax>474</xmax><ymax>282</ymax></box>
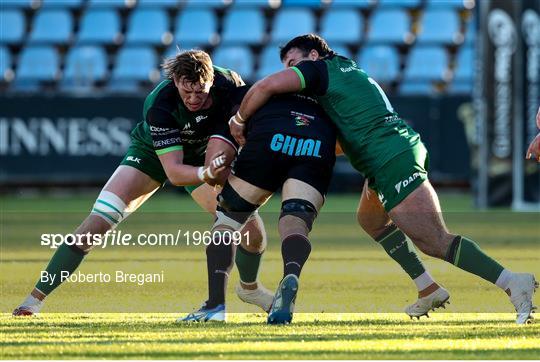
<box><xmin>221</xmin><ymin>9</ymin><xmax>264</xmax><ymax>45</ymax></box>
<box><xmin>367</xmin><ymin>9</ymin><xmax>410</xmax><ymax>43</ymax></box>
<box><xmin>464</xmin><ymin>20</ymin><xmax>477</xmax><ymax>45</ymax></box>
<box><xmin>78</xmin><ymin>9</ymin><xmax>121</xmax><ymax>44</ymax></box>
<box><xmin>88</xmin><ymin>0</ymin><xmax>135</xmax><ymax>8</ymax></box>
<box><xmin>63</xmin><ymin>45</ymin><xmax>108</xmax><ymax>88</ymax></box>
<box><xmin>331</xmin><ymin>44</ymin><xmax>352</xmax><ymax>58</ymax></box>
<box><xmin>358</xmin><ymin>45</ymin><xmax>400</xmax><ymax>83</ymax></box>
<box><xmin>453</xmin><ymin>46</ymin><xmax>473</xmax><ymax>82</ymax></box>
<box><xmin>0</xmin><ymin>0</ymin><xmax>33</xmax><ymax>8</ymax></box>
<box><xmin>212</xmin><ymin>46</ymin><xmax>254</xmax><ymax>80</ymax></box>
<box><xmin>174</xmin><ymin>9</ymin><xmax>218</xmax><ymax>46</ymax></box>
<box><xmin>0</xmin><ymin>10</ymin><xmax>25</xmax><ymax>44</ymax></box>
<box><xmin>257</xmin><ymin>45</ymin><xmax>283</xmax><ymax>78</ymax></box>
<box><xmin>378</xmin><ymin>0</ymin><xmax>421</xmax><ymax>7</ymax></box>
<box><xmin>232</xmin><ymin>0</ymin><xmax>273</xmax><ymax>8</ymax></box>
<box><xmin>282</xmin><ymin>0</ymin><xmax>321</xmax><ymax>7</ymax></box>
<box><xmin>330</xmin><ymin>0</ymin><xmax>374</xmax><ymax>8</ymax></box>
<box><xmin>137</xmin><ymin>0</ymin><xmax>180</xmax><ymax>7</ymax></box>
<box><xmin>271</xmin><ymin>9</ymin><xmax>315</xmax><ymax>43</ymax></box>
<box><xmin>1</xmin><ymin>46</ymin><xmax>12</xmax><ymax>79</ymax></box>
<box><xmin>399</xmin><ymin>81</ymin><xmax>434</xmax><ymax>95</ymax></box>
<box><xmin>448</xmin><ymin>79</ymin><xmax>473</xmax><ymax>94</ymax></box>
<box><xmin>29</xmin><ymin>10</ymin><xmax>73</xmax><ymax>44</ymax></box>
<box><xmin>182</xmin><ymin>0</ymin><xmax>228</xmax><ymax>8</ymax></box>
<box><xmin>16</xmin><ymin>46</ymin><xmax>59</xmax><ymax>81</ymax></box>
<box><xmin>126</xmin><ymin>9</ymin><xmax>170</xmax><ymax>45</ymax></box>
<box><xmin>320</xmin><ymin>9</ymin><xmax>363</xmax><ymax>44</ymax></box>
<box><xmin>416</xmin><ymin>9</ymin><xmax>461</xmax><ymax>44</ymax></box>
<box><xmin>164</xmin><ymin>43</ymin><xmax>202</xmax><ymax>58</ymax></box>
<box><xmin>41</xmin><ymin>0</ymin><xmax>84</xmax><ymax>8</ymax></box>
<box><xmin>404</xmin><ymin>46</ymin><xmax>448</xmax><ymax>80</ymax></box>
<box><xmin>112</xmin><ymin>46</ymin><xmax>157</xmax><ymax>81</ymax></box>
<box><xmin>426</xmin><ymin>0</ymin><xmax>472</xmax><ymax>8</ymax></box>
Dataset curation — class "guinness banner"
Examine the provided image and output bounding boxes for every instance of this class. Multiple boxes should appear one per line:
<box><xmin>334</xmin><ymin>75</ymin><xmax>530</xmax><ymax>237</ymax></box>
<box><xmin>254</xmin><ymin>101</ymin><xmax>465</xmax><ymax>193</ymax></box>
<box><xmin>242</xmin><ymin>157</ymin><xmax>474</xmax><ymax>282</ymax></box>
<box><xmin>477</xmin><ymin>0</ymin><xmax>540</xmax><ymax>208</ymax></box>
<box><xmin>0</xmin><ymin>96</ymin><xmax>141</xmax><ymax>185</ymax></box>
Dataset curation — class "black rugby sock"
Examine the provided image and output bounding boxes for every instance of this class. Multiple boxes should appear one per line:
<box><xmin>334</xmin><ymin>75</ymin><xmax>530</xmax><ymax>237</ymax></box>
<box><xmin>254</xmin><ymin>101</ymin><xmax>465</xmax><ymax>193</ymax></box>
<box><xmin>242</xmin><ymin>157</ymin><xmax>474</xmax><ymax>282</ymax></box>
<box><xmin>281</xmin><ymin>234</ymin><xmax>312</xmax><ymax>278</ymax></box>
<box><xmin>205</xmin><ymin>239</ymin><xmax>234</xmax><ymax>309</ymax></box>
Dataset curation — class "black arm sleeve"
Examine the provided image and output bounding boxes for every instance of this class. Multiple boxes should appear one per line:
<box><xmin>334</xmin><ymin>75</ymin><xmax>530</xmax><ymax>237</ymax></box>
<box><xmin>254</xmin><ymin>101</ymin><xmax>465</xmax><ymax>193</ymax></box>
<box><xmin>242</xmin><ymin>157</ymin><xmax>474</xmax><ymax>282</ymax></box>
<box><xmin>146</xmin><ymin>107</ymin><xmax>183</xmax><ymax>153</ymax></box>
<box><xmin>293</xmin><ymin>60</ymin><xmax>329</xmax><ymax>96</ymax></box>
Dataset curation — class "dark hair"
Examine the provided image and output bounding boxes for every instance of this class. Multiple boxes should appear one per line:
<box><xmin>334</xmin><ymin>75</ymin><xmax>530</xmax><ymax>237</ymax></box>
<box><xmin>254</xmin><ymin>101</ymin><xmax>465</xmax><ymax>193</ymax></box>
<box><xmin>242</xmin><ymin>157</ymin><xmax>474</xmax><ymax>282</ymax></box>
<box><xmin>162</xmin><ymin>49</ymin><xmax>214</xmax><ymax>84</ymax></box>
<box><xmin>279</xmin><ymin>34</ymin><xmax>332</xmax><ymax>61</ymax></box>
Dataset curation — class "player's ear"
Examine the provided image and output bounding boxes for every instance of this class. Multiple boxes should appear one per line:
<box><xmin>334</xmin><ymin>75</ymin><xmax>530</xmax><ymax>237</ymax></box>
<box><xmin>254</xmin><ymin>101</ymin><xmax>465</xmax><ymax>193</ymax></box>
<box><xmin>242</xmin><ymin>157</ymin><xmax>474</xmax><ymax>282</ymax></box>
<box><xmin>308</xmin><ymin>50</ymin><xmax>319</xmax><ymax>61</ymax></box>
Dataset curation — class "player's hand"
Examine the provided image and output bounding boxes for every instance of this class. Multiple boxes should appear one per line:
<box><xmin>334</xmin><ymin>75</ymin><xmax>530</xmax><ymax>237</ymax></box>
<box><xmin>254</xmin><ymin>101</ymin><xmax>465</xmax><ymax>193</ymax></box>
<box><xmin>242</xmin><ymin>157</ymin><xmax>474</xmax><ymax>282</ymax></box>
<box><xmin>536</xmin><ymin>106</ymin><xmax>540</xmax><ymax>129</ymax></box>
<box><xmin>229</xmin><ymin>112</ymin><xmax>247</xmax><ymax>147</ymax></box>
<box><xmin>526</xmin><ymin>132</ymin><xmax>540</xmax><ymax>162</ymax></box>
<box><xmin>199</xmin><ymin>151</ymin><xmax>228</xmax><ymax>183</ymax></box>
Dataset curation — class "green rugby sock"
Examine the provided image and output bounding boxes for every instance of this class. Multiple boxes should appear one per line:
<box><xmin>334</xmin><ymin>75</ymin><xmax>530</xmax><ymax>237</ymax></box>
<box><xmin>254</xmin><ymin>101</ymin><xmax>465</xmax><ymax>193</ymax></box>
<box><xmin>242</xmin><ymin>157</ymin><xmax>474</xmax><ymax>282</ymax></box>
<box><xmin>235</xmin><ymin>245</ymin><xmax>263</xmax><ymax>284</ymax></box>
<box><xmin>376</xmin><ymin>225</ymin><xmax>426</xmax><ymax>280</ymax></box>
<box><xmin>445</xmin><ymin>236</ymin><xmax>504</xmax><ymax>284</ymax></box>
<box><xmin>35</xmin><ymin>243</ymin><xmax>86</xmax><ymax>295</ymax></box>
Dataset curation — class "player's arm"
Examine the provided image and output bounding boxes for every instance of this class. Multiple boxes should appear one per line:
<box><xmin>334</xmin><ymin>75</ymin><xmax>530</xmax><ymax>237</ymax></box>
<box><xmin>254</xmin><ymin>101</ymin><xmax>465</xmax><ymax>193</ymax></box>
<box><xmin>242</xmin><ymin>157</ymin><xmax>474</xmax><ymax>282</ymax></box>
<box><xmin>230</xmin><ymin>61</ymin><xmax>327</xmax><ymax>145</ymax></box>
<box><xmin>229</xmin><ymin>69</ymin><xmax>303</xmax><ymax>145</ymax></box>
<box><xmin>148</xmin><ymin>108</ymin><xmax>226</xmax><ymax>186</ymax></box>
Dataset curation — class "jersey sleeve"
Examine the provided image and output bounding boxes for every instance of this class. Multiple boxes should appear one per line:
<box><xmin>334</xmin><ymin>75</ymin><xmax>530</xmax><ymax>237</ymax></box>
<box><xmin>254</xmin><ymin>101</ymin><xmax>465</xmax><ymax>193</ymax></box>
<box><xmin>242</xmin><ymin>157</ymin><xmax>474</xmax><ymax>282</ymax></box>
<box><xmin>291</xmin><ymin>60</ymin><xmax>329</xmax><ymax>96</ymax></box>
<box><xmin>146</xmin><ymin>107</ymin><xmax>183</xmax><ymax>155</ymax></box>
<box><xmin>209</xmin><ymin>121</ymin><xmax>239</xmax><ymax>153</ymax></box>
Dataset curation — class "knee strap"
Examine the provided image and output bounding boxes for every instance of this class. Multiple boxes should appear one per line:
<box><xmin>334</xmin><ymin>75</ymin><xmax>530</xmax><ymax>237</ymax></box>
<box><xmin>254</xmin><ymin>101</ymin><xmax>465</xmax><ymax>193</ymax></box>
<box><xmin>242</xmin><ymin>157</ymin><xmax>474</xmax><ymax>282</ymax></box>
<box><xmin>91</xmin><ymin>191</ymin><xmax>127</xmax><ymax>228</ymax></box>
<box><xmin>280</xmin><ymin>198</ymin><xmax>318</xmax><ymax>231</ymax></box>
<box><xmin>214</xmin><ymin>183</ymin><xmax>259</xmax><ymax>231</ymax></box>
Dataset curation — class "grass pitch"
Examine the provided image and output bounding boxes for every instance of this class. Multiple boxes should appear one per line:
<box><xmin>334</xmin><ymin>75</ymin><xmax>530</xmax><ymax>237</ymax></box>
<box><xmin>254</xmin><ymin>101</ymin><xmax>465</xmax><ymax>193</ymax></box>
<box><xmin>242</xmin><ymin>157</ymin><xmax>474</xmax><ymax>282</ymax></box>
<box><xmin>1</xmin><ymin>192</ymin><xmax>539</xmax><ymax>359</ymax></box>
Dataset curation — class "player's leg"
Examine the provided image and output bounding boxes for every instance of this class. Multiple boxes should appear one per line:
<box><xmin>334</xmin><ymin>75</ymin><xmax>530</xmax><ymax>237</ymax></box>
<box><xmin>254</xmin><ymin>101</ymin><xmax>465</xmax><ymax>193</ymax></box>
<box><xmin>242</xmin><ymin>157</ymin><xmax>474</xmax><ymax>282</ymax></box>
<box><xmin>356</xmin><ymin>181</ymin><xmax>449</xmax><ymax>317</ymax></box>
<box><xmin>13</xmin><ymin>165</ymin><xmax>161</xmax><ymax>316</ymax></box>
<box><xmin>389</xmin><ymin>180</ymin><xmax>537</xmax><ymax>324</ymax></box>
<box><xmin>185</xmin><ymin>181</ymin><xmax>271</xmax><ymax>316</ymax></box>
<box><xmin>267</xmin><ymin>178</ymin><xmax>323</xmax><ymax>324</ymax></box>
<box><xmin>183</xmin><ymin>175</ymin><xmax>271</xmax><ymax>322</ymax></box>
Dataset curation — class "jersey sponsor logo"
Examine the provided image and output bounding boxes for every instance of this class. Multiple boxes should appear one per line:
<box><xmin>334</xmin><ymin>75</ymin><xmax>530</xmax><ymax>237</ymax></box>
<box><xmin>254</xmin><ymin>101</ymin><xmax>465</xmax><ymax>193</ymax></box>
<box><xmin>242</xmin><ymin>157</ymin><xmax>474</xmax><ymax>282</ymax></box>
<box><xmin>394</xmin><ymin>172</ymin><xmax>421</xmax><ymax>194</ymax></box>
<box><xmin>153</xmin><ymin>137</ymin><xmax>181</xmax><ymax>148</ymax></box>
<box><xmin>270</xmin><ymin>133</ymin><xmax>321</xmax><ymax>158</ymax></box>
<box><xmin>149</xmin><ymin>125</ymin><xmax>169</xmax><ymax>132</ymax></box>
<box><xmin>126</xmin><ymin>156</ymin><xmax>141</xmax><ymax>164</ymax></box>
<box><xmin>181</xmin><ymin>123</ymin><xmax>195</xmax><ymax>135</ymax></box>
<box><xmin>195</xmin><ymin>115</ymin><xmax>208</xmax><ymax>123</ymax></box>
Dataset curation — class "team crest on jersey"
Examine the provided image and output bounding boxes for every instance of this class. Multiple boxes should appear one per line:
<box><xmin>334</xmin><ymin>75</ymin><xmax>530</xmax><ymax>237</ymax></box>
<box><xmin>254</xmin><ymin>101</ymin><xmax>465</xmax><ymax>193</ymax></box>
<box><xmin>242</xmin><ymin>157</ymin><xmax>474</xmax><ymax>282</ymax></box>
<box><xmin>295</xmin><ymin>115</ymin><xmax>310</xmax><ymax>126</ymax></box>
<box><xmin>291</xmin><ymin>111</ymin><xmax>313</xmax><ymax>127</ymax></box>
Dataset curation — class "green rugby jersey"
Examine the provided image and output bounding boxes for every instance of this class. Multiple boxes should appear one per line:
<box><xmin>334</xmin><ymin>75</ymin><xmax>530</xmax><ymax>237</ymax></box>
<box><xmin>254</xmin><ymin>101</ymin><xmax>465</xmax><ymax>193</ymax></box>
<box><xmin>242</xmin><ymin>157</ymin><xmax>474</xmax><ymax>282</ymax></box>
<box><xmin>292</xmin><ymin>54</ymin><xmax>421</xmax><ymax>178</ymax></box>
<box><xmin>130</xmin><ymin>66</ymin><xmax>243</xmax><ymax>166</ymax></box>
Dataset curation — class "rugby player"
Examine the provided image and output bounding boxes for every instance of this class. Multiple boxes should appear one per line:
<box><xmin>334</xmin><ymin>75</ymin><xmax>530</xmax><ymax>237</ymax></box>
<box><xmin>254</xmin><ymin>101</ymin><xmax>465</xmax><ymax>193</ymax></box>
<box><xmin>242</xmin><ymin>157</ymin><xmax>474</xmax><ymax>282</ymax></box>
<box><xmin>13</xmin><ymin>50</ymin><xmax>271</xmax><ymax>322</ymax></box>
<box><xmin>209</xmin><ymin>86</ymin><xmax>336</xmax><ymax>324</ymax></box>
<box><xmin>229</xmin><ymin>34</ymin><xmax>538</xmax><ymax>324</ymax></box>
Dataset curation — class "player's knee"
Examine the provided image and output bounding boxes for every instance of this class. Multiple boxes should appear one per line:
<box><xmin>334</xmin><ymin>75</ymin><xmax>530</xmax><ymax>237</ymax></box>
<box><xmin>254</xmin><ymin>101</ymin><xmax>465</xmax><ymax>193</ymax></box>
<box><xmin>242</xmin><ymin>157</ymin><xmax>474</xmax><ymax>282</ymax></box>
<box><xmin>240</xmin><ymin>212</ymin><xmax>266</xmax><ymax>253</ymax></box>
<box><xmin>213</xmin><ymin>183</ymin><xmax>259</xmax><ymax>232</ymax></box>
<box><xmin>90</xmin><ymin>190</ymin><xmax>127</xmax><ymax>230</ymax></box>
<box><xmin>279</xmin><ymin>199</ymin><xmax>317</xmax><ymax>237</ymax></box>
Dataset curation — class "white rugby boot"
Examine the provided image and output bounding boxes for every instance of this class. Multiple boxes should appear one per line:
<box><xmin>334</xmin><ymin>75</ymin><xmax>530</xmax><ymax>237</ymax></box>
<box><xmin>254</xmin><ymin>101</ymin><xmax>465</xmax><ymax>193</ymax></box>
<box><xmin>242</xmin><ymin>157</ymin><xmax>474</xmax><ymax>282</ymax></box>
<box><xmin>405</xmin><ymin>286</ymin><xmax>450</xmax><ymax>319</ymax></box>
<box><xmin>506</xmin><ymin>273</ymin><xmax>538</xmax><ymax>324</ymax></box>
<box><xmin>235</xmin><ymin>283</ymin><xmax>274</xmax><ymax>313</ymax></box>
<box><xmin>12</xmin><ymin>295</ymin><xmax>43</xmax><ymax>316</ymax></box>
